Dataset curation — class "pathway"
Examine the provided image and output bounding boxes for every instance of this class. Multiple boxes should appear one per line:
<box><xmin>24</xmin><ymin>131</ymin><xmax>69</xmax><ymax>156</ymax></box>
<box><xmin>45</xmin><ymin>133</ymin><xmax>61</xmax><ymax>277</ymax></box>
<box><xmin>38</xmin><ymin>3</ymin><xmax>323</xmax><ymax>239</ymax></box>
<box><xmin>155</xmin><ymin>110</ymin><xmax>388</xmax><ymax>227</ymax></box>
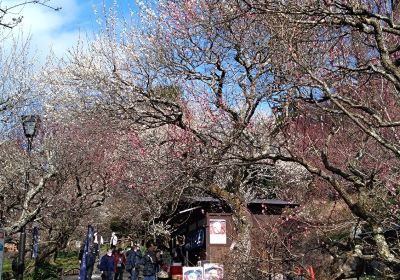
<box><xmin>62</xmin><ymin>271</ymin><xmax>133</xmax><ymax>280</ymax></box>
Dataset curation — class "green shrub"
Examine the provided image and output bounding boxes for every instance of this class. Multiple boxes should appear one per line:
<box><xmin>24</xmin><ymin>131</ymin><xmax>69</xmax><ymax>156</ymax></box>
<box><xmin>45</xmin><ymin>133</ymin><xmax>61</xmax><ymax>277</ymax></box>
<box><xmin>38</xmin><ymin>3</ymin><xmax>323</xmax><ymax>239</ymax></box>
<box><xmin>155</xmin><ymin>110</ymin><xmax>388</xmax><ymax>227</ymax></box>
<box><xmin>29</xmin><ymin>262</ymin><xmax>61</xmax><ymax>280</ymax></box>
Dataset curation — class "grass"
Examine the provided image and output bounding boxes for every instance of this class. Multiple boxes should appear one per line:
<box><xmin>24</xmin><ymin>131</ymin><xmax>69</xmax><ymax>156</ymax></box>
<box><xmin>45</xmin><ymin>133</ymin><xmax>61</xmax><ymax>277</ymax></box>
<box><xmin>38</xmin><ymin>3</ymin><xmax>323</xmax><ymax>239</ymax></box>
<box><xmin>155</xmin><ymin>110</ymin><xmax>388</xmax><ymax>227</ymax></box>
<box><xmin>1</xmin><ymin>250</ymin><xmax>80</xmax><ymax>280</ymax></box>
<box><xmin>54</xmin><ymin>250</ymin><xmax>80</xmax><ymax>271</ymax></box>
<box><xmin>2</xmin><ymin>257</ymin><xmax>12</xmax><ymax>272</ymax></box>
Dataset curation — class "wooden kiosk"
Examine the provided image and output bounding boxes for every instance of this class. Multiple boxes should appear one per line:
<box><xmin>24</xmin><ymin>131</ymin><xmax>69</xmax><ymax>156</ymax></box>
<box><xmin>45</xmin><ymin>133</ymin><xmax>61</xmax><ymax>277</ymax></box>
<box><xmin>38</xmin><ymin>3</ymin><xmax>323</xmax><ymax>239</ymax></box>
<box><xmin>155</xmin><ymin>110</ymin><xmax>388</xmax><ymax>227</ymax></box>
<box><xmin>167</xmin><ymin>196</ymin><xmax>299</xmax><ymax>268</ymax></box>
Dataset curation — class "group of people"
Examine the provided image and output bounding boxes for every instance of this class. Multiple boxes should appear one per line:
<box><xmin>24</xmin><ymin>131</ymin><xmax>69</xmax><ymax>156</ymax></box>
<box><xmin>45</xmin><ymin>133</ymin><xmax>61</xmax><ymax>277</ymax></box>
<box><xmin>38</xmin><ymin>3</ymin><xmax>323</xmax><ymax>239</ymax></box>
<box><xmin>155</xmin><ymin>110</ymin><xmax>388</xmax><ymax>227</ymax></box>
<box><xmin>79</xmin><ymin>232</ymin><xmax>162</xmax><ymax>280</ymax></box>
<box><xmin>99</xmin><ymin>240</ymin><xmax>162</xmax><ymax>280</ymax></box>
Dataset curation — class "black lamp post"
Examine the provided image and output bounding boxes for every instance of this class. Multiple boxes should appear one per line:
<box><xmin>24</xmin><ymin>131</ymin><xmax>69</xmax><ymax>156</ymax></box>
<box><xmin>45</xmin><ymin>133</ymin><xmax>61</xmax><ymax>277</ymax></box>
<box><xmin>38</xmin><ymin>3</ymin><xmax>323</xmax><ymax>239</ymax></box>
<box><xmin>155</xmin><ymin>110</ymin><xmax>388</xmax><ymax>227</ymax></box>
<box><xmin>17</xmin><ymin>115</ymin><xmax>39</xmax><ymax>280</ymax></box>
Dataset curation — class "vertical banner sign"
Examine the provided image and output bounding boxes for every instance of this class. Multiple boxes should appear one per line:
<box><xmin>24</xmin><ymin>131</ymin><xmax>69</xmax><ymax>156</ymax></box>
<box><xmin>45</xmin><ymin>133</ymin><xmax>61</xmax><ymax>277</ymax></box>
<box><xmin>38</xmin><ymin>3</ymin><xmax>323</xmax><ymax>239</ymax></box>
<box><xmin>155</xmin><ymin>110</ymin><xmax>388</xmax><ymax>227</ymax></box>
<box><xmin>0</xmin><ymin>229</ymin><xmax>5</xmax><ymax>280</ymax></box>
<box><xmin>32</xmin><ymin>227</ymin><xmax>39</xmax><ymax>259</ymax></box>
<box><xmin>79</xmin><ymin>225</ymin><xmax>94</xmax><ymax>280</ymax></box>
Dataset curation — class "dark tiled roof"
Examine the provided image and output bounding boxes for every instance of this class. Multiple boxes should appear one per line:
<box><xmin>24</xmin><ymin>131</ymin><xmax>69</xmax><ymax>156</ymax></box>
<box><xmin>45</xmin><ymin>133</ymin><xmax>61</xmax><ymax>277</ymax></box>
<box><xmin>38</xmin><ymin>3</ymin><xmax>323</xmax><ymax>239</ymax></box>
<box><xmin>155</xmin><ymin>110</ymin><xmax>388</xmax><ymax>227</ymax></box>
<box><xmin>249</xmin><ymin>198</ymin><xmax>299</xmax><ymax>206</ymax></box>
<box><xmin>184</xmin><ymin>196</ymin><xmax>298</xmax><ymax>206</ymax></box>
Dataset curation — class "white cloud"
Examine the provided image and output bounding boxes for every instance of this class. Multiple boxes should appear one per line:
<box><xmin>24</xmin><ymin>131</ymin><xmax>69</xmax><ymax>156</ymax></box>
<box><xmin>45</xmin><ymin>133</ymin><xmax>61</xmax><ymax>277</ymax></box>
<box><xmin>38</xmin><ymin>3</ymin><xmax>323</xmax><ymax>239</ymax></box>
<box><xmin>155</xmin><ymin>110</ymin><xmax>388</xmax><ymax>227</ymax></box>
<box><xmin>39</xmin><ymin>30</ymin><xmax>83</xmax><ymax>58</ymax></box>
<box><xmin>2</xmin><ymin>0</ymin><xmax>96</xmax><ymax>58</ymax></box>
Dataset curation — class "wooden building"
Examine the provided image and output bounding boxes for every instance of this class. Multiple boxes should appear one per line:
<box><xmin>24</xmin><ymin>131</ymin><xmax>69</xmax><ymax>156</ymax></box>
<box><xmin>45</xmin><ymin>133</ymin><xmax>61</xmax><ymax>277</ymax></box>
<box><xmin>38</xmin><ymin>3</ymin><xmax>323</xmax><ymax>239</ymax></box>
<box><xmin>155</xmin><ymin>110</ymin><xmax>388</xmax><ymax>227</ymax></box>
<box><xmin>167</xmin><ymin>196</ymin><xmax>299</xmax><ymax>267</ymax></box>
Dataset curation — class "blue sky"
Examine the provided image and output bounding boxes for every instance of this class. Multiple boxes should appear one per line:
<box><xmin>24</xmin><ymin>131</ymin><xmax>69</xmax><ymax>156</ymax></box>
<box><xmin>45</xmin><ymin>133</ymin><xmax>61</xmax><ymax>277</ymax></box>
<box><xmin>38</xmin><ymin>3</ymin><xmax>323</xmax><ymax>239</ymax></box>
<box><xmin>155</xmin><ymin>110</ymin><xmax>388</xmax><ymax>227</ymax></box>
<box><xmin>3</xmin><ymin>0</ymin><xmax>134</xmax><ymax>58</ymax></box>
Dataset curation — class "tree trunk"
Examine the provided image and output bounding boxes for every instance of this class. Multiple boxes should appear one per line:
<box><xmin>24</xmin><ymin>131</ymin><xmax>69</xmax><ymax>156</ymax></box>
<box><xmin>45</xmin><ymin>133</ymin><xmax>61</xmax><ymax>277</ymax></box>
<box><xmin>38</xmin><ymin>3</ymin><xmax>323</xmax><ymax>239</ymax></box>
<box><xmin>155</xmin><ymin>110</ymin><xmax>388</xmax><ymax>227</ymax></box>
<box><xmin>35</xmin><ymin>225</ymin><xmax>77</xmax><ymax>266</ymax></box>
<box><xmin>372</xmin><ymin>225</ymin><xmax>400</xmax><ymax>265</ymax></box>
<box><xmin>209</xmin><ymin>185</ymin><xmax>254</xmax><ymax>279</ymax></box>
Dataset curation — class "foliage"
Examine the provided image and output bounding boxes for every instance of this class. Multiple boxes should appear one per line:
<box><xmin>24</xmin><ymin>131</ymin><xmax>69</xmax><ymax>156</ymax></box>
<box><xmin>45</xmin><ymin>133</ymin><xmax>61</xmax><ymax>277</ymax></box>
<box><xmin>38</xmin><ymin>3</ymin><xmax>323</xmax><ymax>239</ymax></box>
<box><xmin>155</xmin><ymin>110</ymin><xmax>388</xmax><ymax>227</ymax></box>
<box><xmin>29</xmin><ymin>262</ymin><xmax>61</xmax><ymax>280</ymax></box>
<box><xmin>2</xmin><ymin>256</ymin><xmax>12</xmax><ymax>272</ymax></box>
<box><xmin>2</xmin><ymin>252</ymin><xmax>79</xmax><ymax>280</ymax></box>
<box><xmin>109</xmin><ymin>216</ymin><xmax>130</xmax><ymax>236</ymax></box>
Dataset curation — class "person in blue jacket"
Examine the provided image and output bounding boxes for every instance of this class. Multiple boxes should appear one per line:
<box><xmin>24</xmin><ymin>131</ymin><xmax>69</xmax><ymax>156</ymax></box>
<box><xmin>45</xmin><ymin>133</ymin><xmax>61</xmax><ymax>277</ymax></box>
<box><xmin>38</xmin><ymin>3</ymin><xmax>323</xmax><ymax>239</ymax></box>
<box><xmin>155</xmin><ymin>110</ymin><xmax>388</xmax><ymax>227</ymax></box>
<box><xmin>126</xmin><ymin>244</ymin><xmax>142</xmax><ymax>280</ymax></box>
<box><xmin>99</xmin><ymin>249</ymin><xmax>115</xmax><ymax>280</ymax></box>
<box><xmin>142</xmin><ymin>240</ymin><xmax>161</xmax><ymax>280</ymax></box>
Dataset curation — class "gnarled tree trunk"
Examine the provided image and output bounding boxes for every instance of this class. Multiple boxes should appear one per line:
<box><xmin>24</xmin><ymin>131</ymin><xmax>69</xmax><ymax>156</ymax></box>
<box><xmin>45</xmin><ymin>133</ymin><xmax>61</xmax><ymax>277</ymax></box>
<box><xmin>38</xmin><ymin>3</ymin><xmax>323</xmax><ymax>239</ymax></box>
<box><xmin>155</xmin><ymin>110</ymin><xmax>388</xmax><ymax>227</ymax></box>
<box><xmin>209</xmin><ymin>184</ymin><xmax>254</xmax><ymax>280</ymax></box>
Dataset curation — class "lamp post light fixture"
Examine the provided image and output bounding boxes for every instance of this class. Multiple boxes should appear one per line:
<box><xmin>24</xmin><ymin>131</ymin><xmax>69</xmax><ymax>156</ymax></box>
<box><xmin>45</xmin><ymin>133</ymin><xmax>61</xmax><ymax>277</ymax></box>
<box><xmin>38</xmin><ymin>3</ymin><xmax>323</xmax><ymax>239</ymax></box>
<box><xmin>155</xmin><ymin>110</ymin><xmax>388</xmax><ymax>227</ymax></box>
<box><xmin>17</xmin><ymin>115</ymin><xmax>39</xmax><ymax>280</ymax></box>
<box><xmin>22</xmin><ymin>115</ymin><xmax>39</xmax><ymax>141</ymax></box>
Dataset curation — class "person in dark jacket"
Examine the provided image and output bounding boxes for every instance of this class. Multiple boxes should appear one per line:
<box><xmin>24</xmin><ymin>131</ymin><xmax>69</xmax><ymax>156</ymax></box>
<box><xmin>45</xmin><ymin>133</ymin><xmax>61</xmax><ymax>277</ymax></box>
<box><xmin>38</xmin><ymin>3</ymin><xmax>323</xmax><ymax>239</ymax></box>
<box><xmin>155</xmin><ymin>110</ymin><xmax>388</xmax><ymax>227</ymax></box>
<box><xmin>99</xmin><ymin>249</ymin><xmax>115</xmax><ymax>280</ymax></box>
<box><xmin>86</xmin><ymin>247</ymin><xmax>97</xmax><ymax>280</ymax></box>
<box><xmin>126</xmin><ymin>244</ymin><xmax>142</xmax><ymax>280</ymax></box>
<box><xmin>11</xmin><ymin>254</ymin><xmax>19</xmax><ymax>279</ymax></box>
<box><xmin>113</xmin><ymin>248</ymin><xmax>126</xmax><ymax>280</ymax></box>
<box><xmin>78</xmin><ymin>243</ymin><xmax>97</xmax><ymax>280</ymax></box>
<box><xmin>142</xmin><ymin>240</ymin><xmax>161</xmax><ymax>280</ymax></box>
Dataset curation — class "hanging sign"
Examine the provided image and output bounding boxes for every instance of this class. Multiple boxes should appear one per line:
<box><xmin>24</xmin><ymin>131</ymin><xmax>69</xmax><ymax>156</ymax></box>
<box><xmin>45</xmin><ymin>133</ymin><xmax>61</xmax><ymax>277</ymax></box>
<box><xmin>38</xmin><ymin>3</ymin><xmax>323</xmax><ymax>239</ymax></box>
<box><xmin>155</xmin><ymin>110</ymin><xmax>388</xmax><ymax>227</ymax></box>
<box><xmin>209</xmin><ymin>219</ymin><xmax>226</xmax><ymax>244</ymax></box>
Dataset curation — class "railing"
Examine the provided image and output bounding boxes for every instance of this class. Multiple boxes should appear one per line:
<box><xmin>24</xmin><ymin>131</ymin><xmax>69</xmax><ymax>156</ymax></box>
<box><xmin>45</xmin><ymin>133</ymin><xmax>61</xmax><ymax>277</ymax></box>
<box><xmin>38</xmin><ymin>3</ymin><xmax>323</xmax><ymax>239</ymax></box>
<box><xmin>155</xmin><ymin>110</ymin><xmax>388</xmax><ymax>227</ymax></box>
<box><xmin>62</xmin><ymin>267</ymin><xmax>80</xmax><ymax>276</ymax></box>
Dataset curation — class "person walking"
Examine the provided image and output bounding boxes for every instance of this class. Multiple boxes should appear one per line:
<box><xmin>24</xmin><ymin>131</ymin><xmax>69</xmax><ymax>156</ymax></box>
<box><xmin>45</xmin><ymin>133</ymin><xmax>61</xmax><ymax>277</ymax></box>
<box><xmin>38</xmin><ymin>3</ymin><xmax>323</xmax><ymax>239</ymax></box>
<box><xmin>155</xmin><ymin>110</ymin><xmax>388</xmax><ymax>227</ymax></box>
<box><xmin>142</xmin><ymin>240</ymin><xmax>161</xmax><ymax>280</ymax></box>
<box><xmin>126</xmin><ymin>244</ymin><xmax>142</xmax><ymax>280</ymax></box>
<box><xmin>109</xmin><ymin>232</ymin><xmax>118</xmax><ymax>249</ymax></box>
<box><xmin>99</xmin><ymin>249</ymin><xmax>115</xmax><ymax>280</ymax></box>
<box><xmin>85</xmin><ymin>246</ymin><xmax>97</xmax><ymax>280</ymax></box>
<box><xmin>78</xmin><ymin>242</ymin><xmax>97</xmax><ymax>280</ymax></box>
<box><xmin>93</xmin><ymin>231</ymin><xmax>104</xmax><ymax>258</ymax></box>
<box><xmin>113</xmin><ymin>248</ymin><xmax>126</xmax><ymax>280</ymax></box>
